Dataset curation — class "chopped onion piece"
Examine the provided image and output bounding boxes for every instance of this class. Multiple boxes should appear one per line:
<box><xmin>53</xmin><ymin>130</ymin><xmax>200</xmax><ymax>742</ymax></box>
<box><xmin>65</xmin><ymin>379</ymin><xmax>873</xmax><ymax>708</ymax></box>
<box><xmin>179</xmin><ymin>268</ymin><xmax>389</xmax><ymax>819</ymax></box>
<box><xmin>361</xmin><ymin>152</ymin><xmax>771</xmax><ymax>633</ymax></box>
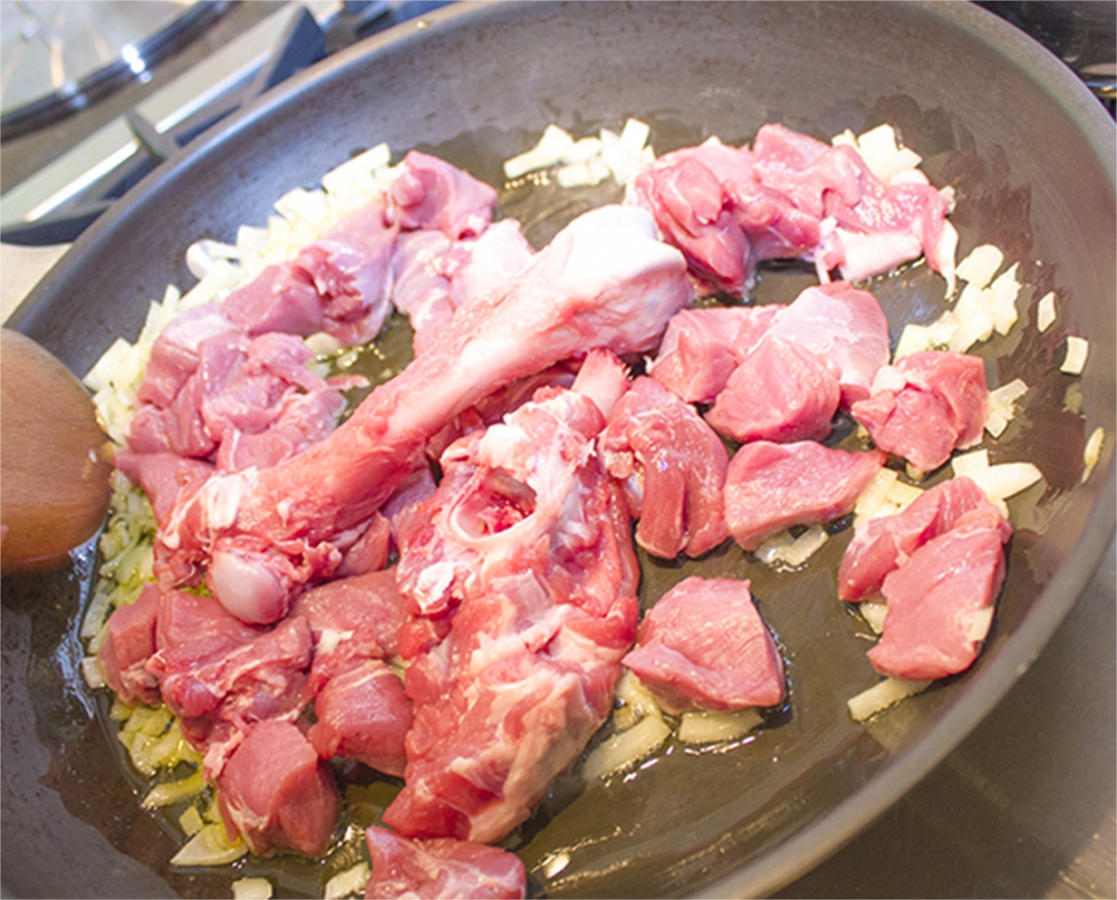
<box><xmin>755</xmin><ymin>526</ymin><xmax>828</xmax><ymax>567</ymax></box>
<box><xmin>503</xmin><ymin>124</ymin><xmax>576</xmax><ymax>178</ymax></box>
<box><xmin>321</xmin><ymin>142</ymin><xmax>392</xmax><ymax>197</ymax></box>
<box><xmin>677</xmin><ymin>708</ymin><xmax>763</xmax><ymax>744</ymax></box>
<box><xmin>562</xmin><ymin>136</ymin><xmax>604</xmax><ymax>164</ymax></box>
<box><xmin>955</xmin><ymin>243</ymin><xmax>1004</xmax><ymax>290</ymax></box>
<box><xmin>848</xmin><ymin>677</ymin><xmax>931</xmax><ymax>722</ymax></box>
<box><xmin>1082</xmin><ymin>427</ymin><xmax>1105</xmax><ymax>483</ymax></box>
<box><xmin>232</xmin><ymin>877</ymin><xmax>273</xmax><ymax>900</ymax></box>
<box><xmin>325</xmin><ymin>863</ymin><xmax>371</xmax><ymax>900</ymax></box>
<box><xmin>1036</xmin><ymin>291</ymin><xmax>1057</xmax><ymax>332</ymax></box>
<box><xmin>620</xmin><ymin>117</ymin><xmax>651</xmax><ymax>153</ymax></box>
<box><xmin>142</xmin><ymin>769</ymin><xmax>206</xmax><ymax>809</ymax></box>
<box><xmin>170</xmin><ymin>823</ymin><xmax>246</xmax><ymax>867</ymax></box>
<box><xmin>583</xmin><ymin>716</ymin><xmax>671</xmax><ymax>781</ymax></box>
<box><xmin>965</xmin><ymin>462</ymin><xmax>1043</xmax><ymax>502</ymax></box>
<box><xmin>987</xmin><ymin>263</ymin><xmax>1021</xmax><ymax>335</ymax></box>
<box><xmin>613</xmin><ymin>670</ymin><xmax>663</xmax><ymax>730</ymax></box>
<box><xmin>967</xmin><ymin>606</ymin><xmax>994</xmax><ymax>642</ymax></box>
<box><xmin>884</xmin><ymin>479</ymin><xmax>924</xmax><ymax>509</ymax></box>
<box><xmin>951</xmin><ymin>448</ymin><xmax>990</xmax><ymax>478</ymax></box>
<box><xmin>81</xmin><ymin>656</ymin><xmax>105</xmax><ymax>689</ymax></box>
<box><xmin>859</xmin><ymin>601</ymin><xmax>888</xmax><ymax>635</ymax></box>
<box><xmin>1061</xmin><ymin>335</ymin><xmax>1089</xmax><ymax>374</ymax></box>
<box><xmin>179</xmin><ymin>805</ymin><xmax>205</xmax><ymax>837</ymax></box>
<box><xmin>754</xmin><ymin>530</ymin><xmax>795</xmax><ymax>564</ymax></box>
<box><xmin>854</xmin><ymin>468</ymin><xmax>899</xmax><ymax>518</ymax></box>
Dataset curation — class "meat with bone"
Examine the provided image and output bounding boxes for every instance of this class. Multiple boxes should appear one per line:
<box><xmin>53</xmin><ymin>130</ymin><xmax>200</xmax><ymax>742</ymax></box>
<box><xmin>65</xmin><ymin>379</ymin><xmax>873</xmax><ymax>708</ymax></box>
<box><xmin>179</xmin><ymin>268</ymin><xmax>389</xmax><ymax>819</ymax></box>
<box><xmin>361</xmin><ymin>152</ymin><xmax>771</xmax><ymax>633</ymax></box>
<box><xmin>723</xmin><ymin>441</ymin><xmax>887</xmax><ymax>551</ymax></box>
<box><xmin>621</xmin><ymin>577</ymin><xmax>785</xmax><ymax>714</ymax></box>
<box><xmin>384</xmin><ymin>371</ymin><xmax>639</xmax><ymax>842</ymax></box>
<box><xmin>851</xmin><ymin>350</ymin><xmax>988</xmax><ymax>475</ymax></box>
<box><xmin>216</xmin><ymin>718</ymin><xmax>340</xmax><ymax>857</ymax></box>
<box><xmin>867</xmin><ymin>501</ymin><xmax>1011</xmax><ymax>681</ymax></box>
<box><xmin>154</xmin><ymin>204</ymin><xmax>689</xmax><ymax>625</ymax></box>
<box><xmin>599</xmin><ymin>375</ymin><xmax>729</xmax><ymax>558</ymax></box>
<box><xmin>363</xmin><ymin>826</ymin><xmax>526</xmax><ymax>900</ymax></box>
<box><xmin>838</xmin><ymin>475</ymin><xmax>1000</xmax><ymax>602</ymax></box>
<box><xmin>142</xmin><ymin>588</ymin><xmax>312</xmax><ymax>778</ymax></box>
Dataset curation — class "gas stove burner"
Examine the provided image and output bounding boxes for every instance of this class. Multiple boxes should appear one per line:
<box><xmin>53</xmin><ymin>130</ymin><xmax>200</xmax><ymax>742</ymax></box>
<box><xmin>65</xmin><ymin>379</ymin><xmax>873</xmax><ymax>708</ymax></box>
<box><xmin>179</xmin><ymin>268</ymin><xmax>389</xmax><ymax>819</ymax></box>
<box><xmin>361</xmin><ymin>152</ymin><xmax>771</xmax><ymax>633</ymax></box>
<box><xmin>0</xmin><ymin>0</ymin><xmax>231</xmax><ymax>139</ymax></box>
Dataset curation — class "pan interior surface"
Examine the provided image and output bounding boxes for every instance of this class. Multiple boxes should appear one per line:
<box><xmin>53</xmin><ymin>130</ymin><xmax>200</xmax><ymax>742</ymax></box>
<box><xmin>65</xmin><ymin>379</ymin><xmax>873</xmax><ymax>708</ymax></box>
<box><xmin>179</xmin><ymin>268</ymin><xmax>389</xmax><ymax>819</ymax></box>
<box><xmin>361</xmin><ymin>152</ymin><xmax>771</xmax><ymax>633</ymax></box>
<box><xmin>2</xmin><ymin>3</ymin><xmax>1113</xmax><ymax>899</ymax></box>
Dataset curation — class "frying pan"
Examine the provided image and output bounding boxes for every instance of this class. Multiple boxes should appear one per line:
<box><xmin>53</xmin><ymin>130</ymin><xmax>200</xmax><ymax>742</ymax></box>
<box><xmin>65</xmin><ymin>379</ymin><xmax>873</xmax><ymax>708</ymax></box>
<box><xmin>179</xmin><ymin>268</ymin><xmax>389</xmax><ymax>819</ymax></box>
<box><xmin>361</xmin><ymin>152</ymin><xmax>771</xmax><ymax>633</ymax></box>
<box><xmin>3</xmin><ymin>2</ymin><xmax>1114</xmax><ymax>897</ymax></box>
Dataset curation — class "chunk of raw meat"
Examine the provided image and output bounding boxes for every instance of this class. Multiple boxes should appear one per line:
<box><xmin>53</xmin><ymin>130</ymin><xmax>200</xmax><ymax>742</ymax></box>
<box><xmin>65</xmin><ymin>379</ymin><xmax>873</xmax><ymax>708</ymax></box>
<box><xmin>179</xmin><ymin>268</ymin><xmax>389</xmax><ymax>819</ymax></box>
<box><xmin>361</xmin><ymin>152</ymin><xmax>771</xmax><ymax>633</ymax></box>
<box><xmin>762</xmin><ymin>281</ymin><xmax>890</xmax><ymax>407</ymax></box>
<box><xmin>851</xmin><ymin>350</ymin><xmax>988</xmax><ymax>474</ymax></box>
<box><xmin>622</xmin><ymin>577</ymin><xmax>785</xmax><ymax>714</ymax></box>
<box><xmin>216</xmin><ymin>719</ymin><xmax>340</xmax><ymax>857</ymax></box>
<box><xmin>723</xmin><ymin>441</ymin><xmax>887</xmax><ymax>551</ymax></box>
<box><xmin>136</xmin><ymin>304</ymin><xmax>241</xmax><ymax>409</ymax></box>
<box><xmin>155</xmin><ymin>204</ymin><xmax>689</xmax><ymax>624</ymax></box>
<box><xmin>385</xmin><ymin>375</ymin><xmax>640</xmax><ymax>843</ymax></box>
<box><xmin>221</xmin><ymin>263</ymin><xmax>325</xmax><ymax>338</ymax></box>
<box><xmin>600</xmin><ymin>375</ymin><xmax>729</xmax><ymax>558</ymax></box>
<box><xmin>306</xmin><ymin>659</ymin><xmax>411</xmax><ymax>777</ymax></box>
<box><xmin>97</xmin><ymin>582</ymin><xmax>162</xmax><ymax>707</ymax></box>
<box><xmin>387</xmin><ymin>151</ymin><xmax>499</xmax><ymax>240</ymax></box>
<box><xmin>143</xmin><ymin>588</ymin><xmax>311</xmax><ymax>777</ymax></box>
<box><xmin>112</xmin><ymin>449</ymin><xmax>214</xmax><ymax>525</ymax></box>
<box><xmin>867</xmin><ymin>505</ymin><xmax>1011</xmax><ymax>680</ymax></box>
<box><xmin>649</xmin><ymin>305</ymin><xmax>778</xmax><ymax>404</ymax></box>
<box><xmin>363</xmin><ymin>826</ymin><xmax>526</xmax><ymax>899</ymax></box>
<box><xmin>838</xmin><ymin>476</ymin><xmax>1000</xmax><ymax>601</ymax></box>
<box><xmin>706</xmin><ymin>337</ymin><xmax>841</xmax><ymax>444</ymax></box>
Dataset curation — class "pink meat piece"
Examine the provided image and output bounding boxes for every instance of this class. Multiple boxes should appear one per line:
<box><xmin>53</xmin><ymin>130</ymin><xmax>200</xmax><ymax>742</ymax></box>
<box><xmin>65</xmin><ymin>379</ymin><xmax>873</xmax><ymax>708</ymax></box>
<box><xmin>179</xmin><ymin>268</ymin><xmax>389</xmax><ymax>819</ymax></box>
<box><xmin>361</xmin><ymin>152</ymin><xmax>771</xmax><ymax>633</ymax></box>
<box><xmin>392</xmin><ymin>219</ymin><xmax>536</xmax><ymax>356</ymax></box>
<box><xmin>97</xmin><ymin>582</ymin><xmax>162</xmax><ymax>707</ymax></box>
<box><xmin>724</xmin><ymin>441</ymin><xmax>887</xmax><ymax>551</ymax></box>
<box><xmin>216</xmin><ymin>719</ymin><xmax>340</xmax><ymax>857</ymax></box>
<box><xmin>384</xmin><ymin>370</ymin><xmax>639</xmax><ymax>843</ymax></box>
<box><xmin>649</xmin><ymin>305</ymin><xmax>778</xmax><ymax>404</ymax></box>
<box><xmin>307</xmin><ymin>659</ymin><xmax>411</xmax><ymax>777</ymax></box>
<box><xmin>291</xmin><ymin>568</ymin><xmax>408</xmax><ymax>690</ymax></box>
<box><xmin>387</xmin><ymin>151</ymin><xmax>499</xmax><ymax>240</ymax></box>
<box><xmin>154</xmin><ymin>205</ymin><xmax>689</xmax><ymax>625</ymax></box>
<box><xmin>763</xmin><ymin>281</ymin><xmax>890</xmax><ymax>407</ymax></box>
<box><xmin>599</xmin><ymin>376</ymin><xmax>729</xmax><ymax>558</ymax></box>
<box><xmin>143</xmin><ymin>588</ymin><xmax>311</xmax><ymax>778</ymax></box>
<box><xmin>336</xmin><ymin>513</ymin><xmax>392</xmax><ymax>578</ymax></box>
<box><xmin>136</xmin><ymin>304</ymin><xmax>241</xmax><ymax>409</ymax></box>
<box><xmin>867</xmin><ymin>504</ymin><xmax>1011</xmax><ymax>681</ymax></box>
<box><xmin>705</xmin><ymin>336</ymin><xmax>841</xmax><ymax>444</ymax></box>
<box><xmin>838</xmin><ymin>476</ymin><xmax>999</xmax><ymax>601</ymax></box>
<box><xmin>112</xmin><ymin>449</ymin><xmax>214</xmax><ymax>525</ymax></box>
<box><xmin>363</xmin><ymin>826</ymin><xmax>526</xmax><ymax>900</ymax></box>
<box><xmin>851</xmin><ymin>350</ymin><xmax>989</xmax><ymax>474</ymax></box>
<box><xmin>127</xmin><ymin>327</ymin><xmax>351</xmax><ymax>474</ymax></box>
<box><xmin>223</xmin><ymin>201</ymin><xmax>399</xmax><ymax>346</ymax></box>
<box><xmin>622</xmin><ymin>577</ymin><xmax>785</xmax><ymax>713</ymax></box>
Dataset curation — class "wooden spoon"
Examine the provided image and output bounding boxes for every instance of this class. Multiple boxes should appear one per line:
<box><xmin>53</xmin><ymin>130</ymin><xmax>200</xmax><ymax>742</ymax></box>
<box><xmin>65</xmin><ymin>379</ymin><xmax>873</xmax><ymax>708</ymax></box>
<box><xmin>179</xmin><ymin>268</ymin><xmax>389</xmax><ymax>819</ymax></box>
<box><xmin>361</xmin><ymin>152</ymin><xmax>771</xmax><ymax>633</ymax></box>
<box><xmin>1</xmin><ymin>328</ymin><xmax>113</xmax><ymax>571</ymax></box>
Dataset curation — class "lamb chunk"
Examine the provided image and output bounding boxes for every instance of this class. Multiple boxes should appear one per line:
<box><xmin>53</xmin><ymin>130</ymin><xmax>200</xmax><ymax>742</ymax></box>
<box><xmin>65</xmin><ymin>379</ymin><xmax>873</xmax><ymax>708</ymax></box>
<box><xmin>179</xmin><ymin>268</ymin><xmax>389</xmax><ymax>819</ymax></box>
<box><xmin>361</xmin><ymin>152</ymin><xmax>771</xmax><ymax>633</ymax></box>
<box><xmin>97</xmin><ymin>582</ymin><xmax>162</xmax><ymax>707</ymax></box>
<box><xmin>136</xmin><ymin>304</ymin><xmax>240</xmax><ymax>409</ymax></box>
<box><xmin>363</xmin><ymin>826</ymin><xmax>526</xmax><ymax>899</ymax></box>
<box><xmin>622</xmin><ymin>577</ymin><xmax>784</xmax><ymax>714</ymax></box>
<box><xmin>387</xmin><ymin>151</ymin><xmax>499</xmax><ymax>240</ymax></box>
<box><xmin>221</xmin><ymin>263</ymin><xmax>324</xmax><ymax>338</ymax></box>
<box><xmin>600</xmin><ymin>376</ymin><xmax>729</xmax><ymax>558</ymax></box>
<box><xmin>867</xmin><ymin>506</ymin><xmax>1011</xmax><ymax>681</ymax></box>
<box><xmin>112</xmin><ymin>449</ymin><xmax>213</xmax><ymax>525</ymax></box>
<box><xmin>706</xmin><ymin>337</ymin><xmax>841</xmax><ymax>444</ymax></box>
<box><xmin>307</xmin><ymin>659</ymin><xmax>411</xmax><ymax>777</ymax></box>
<box><xmin>838</xmin><ymin>476</ymin><xmax>999</xmax><ymax>601</ymax></box>
<box><xmin>851</xmin><ymin>350</ymin><xmax>988</xmax><ymax>474</ymax></box>
<box><xmin>216</xmin><ymin>719</ymin><xmax>340</xmax><ymax>857</ymax></box>
<box><xmin>724</xmin><ymin>441</ymin><xmax>887</xmax><ymax>551</ymax></box>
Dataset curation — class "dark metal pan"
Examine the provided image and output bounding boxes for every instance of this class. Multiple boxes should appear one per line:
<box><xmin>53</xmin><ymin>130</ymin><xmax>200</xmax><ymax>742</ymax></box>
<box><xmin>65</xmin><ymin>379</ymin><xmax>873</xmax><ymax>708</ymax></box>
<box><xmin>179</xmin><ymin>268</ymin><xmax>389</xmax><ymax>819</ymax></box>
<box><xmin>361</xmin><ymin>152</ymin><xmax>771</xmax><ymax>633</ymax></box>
<box><xmin>3</xmin><ymin>2</ymin><xmax>1114</xmax><ymax>897</ymax></box>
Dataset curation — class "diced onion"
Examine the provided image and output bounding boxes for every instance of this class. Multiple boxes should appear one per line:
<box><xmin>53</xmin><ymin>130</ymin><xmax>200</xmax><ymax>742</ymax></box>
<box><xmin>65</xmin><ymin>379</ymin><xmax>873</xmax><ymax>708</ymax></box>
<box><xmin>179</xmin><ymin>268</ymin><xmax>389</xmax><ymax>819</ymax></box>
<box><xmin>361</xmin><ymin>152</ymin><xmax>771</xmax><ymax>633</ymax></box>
<box><xmin>170</xmin><ymin>823</ymin><xmax>246</xmax><ymax>867</ymax></box>
<box><xmin>854</xmin><ymin>468</ymin><xmax>899</xmax><ymax>518</ymax></box>
<box><xmin>583</xmin><ymin>716</ymin><xmax>671</xmax><ymax>781</ymax></box>
<box><xmin>1061</xmin><ymin>335</ymin><xmax>1089</xmax><ymax>375</ymax></box>
<box><xmin>141</xmin><ymin>769</ymin><xmax>206</xmax><ymax>809</ymax></box>
<box><xmin>964</xmin><ymin>461</ymin><xmax>1043</xmax><ymax>502</ymax></box>
<box><xmin>178</xmin><ymin>806</ymin><xmax>205</xmax><ymax>837</ymax></box>
<box><xmin>755</xmin><ymin>525</ymin><xmax>828</xmax><ymax>567</ymax></box>
<box><xmin>967</xmin><ymin>606</ymin><xmax>994</xmax><ymax>642</ymax></box>
<box><xmin>1036</xmin><ymin>291</ymin><xmax>1057</xmax><ymax>332</ymax></box>
<box><xmin>848</xmin><ymin>677</ymin><xmax>931</xmax><ymax>722</ymax></box>
<box><xmin>324</xmin><ymin>863</ymin><xmax>371</xmax><ymax>900</ymax></box>
<box><xmin>951</xmin><ymin>448</ymin><xmax>989</xmax><ymax>478</ymax></box>
<box><xmin>232</xmin><ymin>877</ymin><xmax>273</xmax><ymax>900</ymax></box>
<box><xmin>81</xmin><ymin>656</ymin><xmax>105</xmax><ymax>689</ymax></box>
<box><xmin>503</xmin><ymin>124</ymin><xmax>576</xmax><ymax>178</ymax></box>
<box><xmin>859</xmin><ymin>601</ymin><xmax>888</xmax><ymax>634</ymax></box>
<box><xmin>955</xmin><ymin>243</ymin><xmax>1004</xmax><ymax>290</ymax></box>
<box><xmin>677</xmin><ymin>708</ymin><xmax>763</xmax><ymax>744</ymax></box>
<box><xmin>613</xmin><ymin>670</ymin><xmax>663</xmax><ymax>731</ymax></box>
<box><xmin>1082</xmin><ymin>427</ymin><xmax>1105</xmax><ymax>483</ymax></box>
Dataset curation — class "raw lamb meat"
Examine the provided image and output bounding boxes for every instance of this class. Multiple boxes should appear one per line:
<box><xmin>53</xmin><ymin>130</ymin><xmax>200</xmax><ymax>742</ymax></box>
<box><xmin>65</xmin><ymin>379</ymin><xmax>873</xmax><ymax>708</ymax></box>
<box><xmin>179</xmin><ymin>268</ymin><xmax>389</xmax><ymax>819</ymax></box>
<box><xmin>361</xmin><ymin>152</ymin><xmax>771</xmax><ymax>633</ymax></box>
<box><xmin>386</xmin><ymin>150</ymin><xmax>499</xmax><ymax>240</ymax></box>
<box><xmin>154</xmin><ymin>204</ymin><xmax>689</xmax><ymax>625</ymax></box>
<box><xmin>723</xmin><ymin>441</ymin><xmax>887</xmax><ymax>551</ymax></box>
<box><xmin>384</xmin><ymin>370</ymin><xmax>640</xmax><ymax>843</ymax></box>
<box><xmin>851</xmin><ymin>350</ymin><xmax>988</xmax><ymax>474</ymax></box>
<box><xmin>216</xmin><ymin>719</ymin><xmax>340</xmax><ymax>857</ymax></box>
<box><xmin>867</xmin><ymin>503</ymin><xmax>1011</xmax><ymax>680</ymax></box>
<box><xmin>599</xmin><ymin>375</ymin><xmax>729</xmax><ymax>558</ymax></box>
<box><xmin>838</xmin><ymin>476</ymin><xmax>1000</xmax><ymax>601</ymax></box>
<box><xmin>621</xmin><ymin>577</ymin><xmax>785</xmax><ymax>714</ymax></box>
<box><xmin>363</xmin><ymin>826</ymin><xmax>526</xmax><ymax>899</ymax></box>
<box><xmin>97</xmin><ymin>582</ymin><xmax>162</xmax><ymax>707</ymax></box>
